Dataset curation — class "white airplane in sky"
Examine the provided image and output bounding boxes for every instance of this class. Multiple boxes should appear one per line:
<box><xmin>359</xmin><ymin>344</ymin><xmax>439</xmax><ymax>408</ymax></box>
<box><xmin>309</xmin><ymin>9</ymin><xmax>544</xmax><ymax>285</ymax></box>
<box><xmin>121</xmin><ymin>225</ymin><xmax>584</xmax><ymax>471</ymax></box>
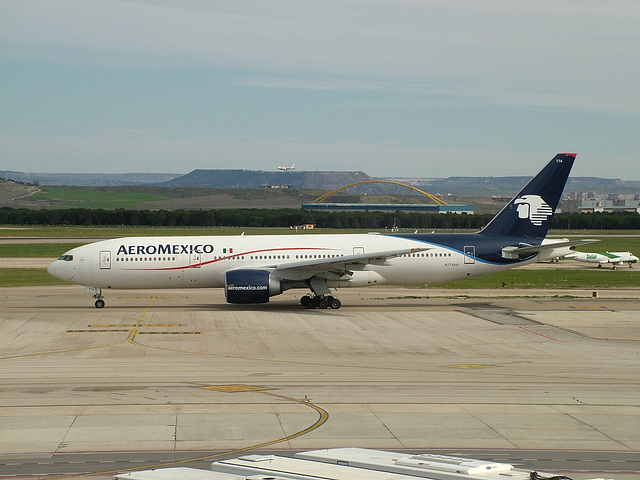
<box><xmin>565</xmin><ymin>251</ymin><xmax>638</xmax><ymax>269</ymax></box>
<box><xmin>278</xmin><ymin>164</ymin><xmax>295</xmax><ymax>171</ymax></box>
<box><xmin>48</xmin><ymin>153</ymin><xmax>587</xmax><ymax>309</ymax></box>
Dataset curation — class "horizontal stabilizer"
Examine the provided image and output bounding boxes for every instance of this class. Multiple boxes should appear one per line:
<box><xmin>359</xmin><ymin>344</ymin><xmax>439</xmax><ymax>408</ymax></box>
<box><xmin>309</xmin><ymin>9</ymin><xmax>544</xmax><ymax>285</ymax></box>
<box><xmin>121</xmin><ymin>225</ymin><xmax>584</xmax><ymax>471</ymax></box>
<box><xmin>501</xmin><ymin>239</ymin><xmax>598</xmax><ymax>260</ymax></box>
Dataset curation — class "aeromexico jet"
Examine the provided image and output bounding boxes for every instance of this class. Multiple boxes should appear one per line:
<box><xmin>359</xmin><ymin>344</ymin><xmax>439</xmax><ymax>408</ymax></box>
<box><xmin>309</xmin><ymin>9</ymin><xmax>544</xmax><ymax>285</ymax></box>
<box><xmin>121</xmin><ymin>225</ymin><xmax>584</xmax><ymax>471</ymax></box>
<box><xmin>48</xmin><ymin>153</ymin><xmax>586</xmax><ymax>310</ymax></box>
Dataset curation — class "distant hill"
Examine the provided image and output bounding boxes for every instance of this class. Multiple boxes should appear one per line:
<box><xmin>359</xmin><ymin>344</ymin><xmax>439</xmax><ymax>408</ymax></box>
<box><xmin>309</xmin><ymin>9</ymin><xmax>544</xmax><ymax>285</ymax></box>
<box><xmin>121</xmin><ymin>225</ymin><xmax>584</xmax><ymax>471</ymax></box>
<box><xmin>385</xmin><ymin>176</ymin><xmax>640</xmax><ymax>196</ymax></box>
<box><xmin>0</xmin><ymin>171</ymin><xmax>181</xmax><ymax>186</ymax></box>
<box><xmin>1</xmin><ymin>168</ymin><xmax>639</xmax><ymax>196</ymax></box>
<box><xmin>160</xmin><ymin>169</ymin><xmax>374</xmax><ymax>190</ymax></box>
<box><xmin>0</xmin><ymin>178</ymin><xmax>40</xmax><ymax>206</ymax></box>
<box><xmin>565</xmin><ymin>177</ymin><xmax>640</xmax><ymax>195</ymax></box>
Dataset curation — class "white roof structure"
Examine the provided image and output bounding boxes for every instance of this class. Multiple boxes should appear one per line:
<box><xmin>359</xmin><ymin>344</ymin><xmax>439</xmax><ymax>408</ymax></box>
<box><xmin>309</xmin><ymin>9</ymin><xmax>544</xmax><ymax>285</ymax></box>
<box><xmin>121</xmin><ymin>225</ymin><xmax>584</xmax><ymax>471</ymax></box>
<box><xmin>296</xmin><ymin>449</ymin><xmax>524</xmax><ymax>479</ymax></box>
<box><xmin>114</xmin><ymin>448</ymin><xmax>612</xmax><ymax>480</ymax></box>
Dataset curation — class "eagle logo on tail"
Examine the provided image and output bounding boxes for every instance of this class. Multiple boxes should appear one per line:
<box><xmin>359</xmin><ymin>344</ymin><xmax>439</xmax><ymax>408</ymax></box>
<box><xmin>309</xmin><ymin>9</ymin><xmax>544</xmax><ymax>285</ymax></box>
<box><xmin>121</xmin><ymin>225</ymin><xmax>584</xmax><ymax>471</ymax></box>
<box><xmin>514</xmin><ymin>195</ymin><xmax>553</xmax><ymax>226</ymax></box>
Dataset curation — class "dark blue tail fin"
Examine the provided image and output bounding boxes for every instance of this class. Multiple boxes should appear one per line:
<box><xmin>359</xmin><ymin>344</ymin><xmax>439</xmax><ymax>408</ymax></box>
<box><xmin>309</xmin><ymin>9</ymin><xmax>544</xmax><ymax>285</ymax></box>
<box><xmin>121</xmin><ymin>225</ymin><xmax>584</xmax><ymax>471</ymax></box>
<box><xmin>480</xmin><ymin>153</ymin><xmax>576</xmax><ymax>238</ymax></box>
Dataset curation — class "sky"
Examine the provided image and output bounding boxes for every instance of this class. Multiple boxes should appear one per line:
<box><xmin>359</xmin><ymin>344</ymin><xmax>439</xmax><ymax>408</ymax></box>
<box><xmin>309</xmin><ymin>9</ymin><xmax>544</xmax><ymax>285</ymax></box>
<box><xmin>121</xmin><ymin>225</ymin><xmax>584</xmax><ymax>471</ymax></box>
<box><xmin>1</xmin><ymin>1</ymin><xmax>639</xmax><ymax>179</ymax></box>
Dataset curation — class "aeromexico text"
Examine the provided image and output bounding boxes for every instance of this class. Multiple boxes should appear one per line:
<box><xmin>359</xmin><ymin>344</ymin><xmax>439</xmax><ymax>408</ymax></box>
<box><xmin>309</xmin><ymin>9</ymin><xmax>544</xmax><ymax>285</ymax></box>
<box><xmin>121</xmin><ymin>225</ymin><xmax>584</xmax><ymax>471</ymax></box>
<box><xmin>116</xmin><ymin>244</ymin><xmax>215</xmax><ymax>256</ymax></box>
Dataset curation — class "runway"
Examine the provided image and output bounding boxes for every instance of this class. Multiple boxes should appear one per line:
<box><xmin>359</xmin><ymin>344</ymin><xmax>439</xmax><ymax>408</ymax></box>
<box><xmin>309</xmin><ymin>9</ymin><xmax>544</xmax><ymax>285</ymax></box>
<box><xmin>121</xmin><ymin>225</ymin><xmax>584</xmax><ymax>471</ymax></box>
<box><xmin>1</xmin><ymin>285</ymin><xmax>639</xmax><ymax>479</ymax></box>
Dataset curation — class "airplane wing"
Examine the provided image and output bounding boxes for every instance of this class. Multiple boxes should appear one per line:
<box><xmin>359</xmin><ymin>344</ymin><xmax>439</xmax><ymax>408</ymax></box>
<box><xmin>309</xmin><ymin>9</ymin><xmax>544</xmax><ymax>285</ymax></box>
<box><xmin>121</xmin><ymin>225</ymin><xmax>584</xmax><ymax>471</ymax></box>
<box><xmin>602</xmin><ymin>253</ymin><xmax>623</xmax><ymax>264</ymax></box>
<box><xmin>265</xmin><ymin>247</ymin><xmax>431</xmax><ymax>279</ymax></box>
<box><xmin>501</xmin><ymin>239</ymin><xmax>598</xmax><ymax>260</ymax></box>
<box><xmin>599</xmin><ymin>253</ymin><xmax>630</xmax><ymax>268</ymax></box>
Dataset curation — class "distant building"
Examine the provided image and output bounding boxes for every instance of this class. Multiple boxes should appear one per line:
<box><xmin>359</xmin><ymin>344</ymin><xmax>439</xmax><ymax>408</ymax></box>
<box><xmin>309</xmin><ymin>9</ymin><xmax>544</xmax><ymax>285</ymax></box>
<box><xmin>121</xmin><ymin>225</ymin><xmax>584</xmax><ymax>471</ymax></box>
<box><xmin>291</xmin><ymin>224</ymin><xmax>315</xmax><ymax>230</ymax></box>
<box><xmin>302</xmin><ymin>203</ymin><xmax>474</xmax><ymax>214</ymax></box>
<box><xmin>578</xmin><ymin>199</ymin><xmax>640</xmax><ymax>214</ymax></box>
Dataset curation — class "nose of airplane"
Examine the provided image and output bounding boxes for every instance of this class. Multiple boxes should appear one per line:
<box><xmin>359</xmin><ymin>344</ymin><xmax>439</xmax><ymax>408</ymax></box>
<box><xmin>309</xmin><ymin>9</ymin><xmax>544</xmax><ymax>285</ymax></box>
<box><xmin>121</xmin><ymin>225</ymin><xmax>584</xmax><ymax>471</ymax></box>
<box><xmin>48</xmin><ymin>252</ymin><xmax>80</xmax><ymax>282</ymax></box>
<box><xmin>48</xmin><ymin>258</ymin><xmax>72</xmax><ymax>280</ymax></box>
<box><xmin>47</xmin><ymin>260</ymin><xmax>59</xmax><ymax>278</ymax></box>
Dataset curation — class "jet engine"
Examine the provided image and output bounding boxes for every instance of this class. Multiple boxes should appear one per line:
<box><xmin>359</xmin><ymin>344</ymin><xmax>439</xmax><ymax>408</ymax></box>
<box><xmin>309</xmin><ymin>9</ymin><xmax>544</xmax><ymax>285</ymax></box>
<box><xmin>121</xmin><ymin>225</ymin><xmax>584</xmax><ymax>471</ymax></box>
<box><xmin>224</xmin><ymin>269</ymin><xmax>283</xmax><ymax>304</ymax></box>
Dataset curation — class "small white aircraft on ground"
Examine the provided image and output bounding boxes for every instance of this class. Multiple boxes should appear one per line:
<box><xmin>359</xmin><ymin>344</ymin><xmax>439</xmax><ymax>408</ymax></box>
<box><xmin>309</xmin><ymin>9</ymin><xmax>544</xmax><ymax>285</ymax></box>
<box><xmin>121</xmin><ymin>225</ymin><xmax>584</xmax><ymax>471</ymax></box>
<box><xmin>565</xmin><ymin>251</ymin><xmax>638</xmax><ymax>269</ymax></box>
<box><xmin>49</xmin><ymin>153</ymin><xmax>589</xmax><ymax>309</ymax></box>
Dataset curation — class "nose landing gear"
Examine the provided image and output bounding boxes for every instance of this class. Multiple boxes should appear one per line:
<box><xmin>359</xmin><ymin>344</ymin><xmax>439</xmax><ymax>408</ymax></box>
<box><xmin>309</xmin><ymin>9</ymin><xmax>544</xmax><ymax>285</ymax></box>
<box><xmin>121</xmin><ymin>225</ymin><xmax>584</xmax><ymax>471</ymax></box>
<box><xmin>86</xmin><ymin>287</ymin><xmax>105</xmax><ymax>308</ymax></box>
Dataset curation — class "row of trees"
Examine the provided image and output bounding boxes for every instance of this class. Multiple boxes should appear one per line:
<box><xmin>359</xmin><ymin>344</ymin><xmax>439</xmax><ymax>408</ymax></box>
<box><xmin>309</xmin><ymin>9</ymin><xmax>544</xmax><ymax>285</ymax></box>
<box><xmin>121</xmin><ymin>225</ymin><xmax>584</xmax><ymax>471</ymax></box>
<box><xmin>0</xmin><ymin>207</ymin><xmax>639</xmax><ymax>230</ymax></box>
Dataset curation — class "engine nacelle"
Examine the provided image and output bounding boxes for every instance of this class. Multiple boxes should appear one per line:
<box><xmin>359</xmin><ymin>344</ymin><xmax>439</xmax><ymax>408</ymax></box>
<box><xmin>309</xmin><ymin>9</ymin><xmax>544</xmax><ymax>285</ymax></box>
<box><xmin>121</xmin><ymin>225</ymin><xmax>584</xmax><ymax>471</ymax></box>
<box><xmin>224</xmin><ymin>269</ymin><xmax>283</xmax><ymax>304</ymax></box>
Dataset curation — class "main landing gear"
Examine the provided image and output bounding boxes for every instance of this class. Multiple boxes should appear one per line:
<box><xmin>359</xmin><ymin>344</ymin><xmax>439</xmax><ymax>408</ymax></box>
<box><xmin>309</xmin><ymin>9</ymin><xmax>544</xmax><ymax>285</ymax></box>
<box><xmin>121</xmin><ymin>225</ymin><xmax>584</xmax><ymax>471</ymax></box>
<box><xmin>302</xmin><ymin>277</ymin><xmax>342</xmax><ymax>310</ymax></box>
<box><xmin>300</xmin><ymin>294</ymin><xmax>342</xmax><ymax>310</ymax></box>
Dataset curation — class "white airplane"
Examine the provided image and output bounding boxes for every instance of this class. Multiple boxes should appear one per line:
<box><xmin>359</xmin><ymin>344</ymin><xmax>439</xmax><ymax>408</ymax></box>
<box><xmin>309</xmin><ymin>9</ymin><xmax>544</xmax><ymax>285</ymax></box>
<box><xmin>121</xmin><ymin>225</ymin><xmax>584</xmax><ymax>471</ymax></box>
<box><xmin>278</xmin><ymin>164</ymin><xmax>295</xmax><ymax>171</ymax></box>
<box><xmin>565</xmin><ymin>251</ymin><xmax>638</xmax><ymax>269</ymax></box>
<box><xmin>48</xmin><ymin>153</ymin><xmax>588</xmax><ymax>310</ymax></box>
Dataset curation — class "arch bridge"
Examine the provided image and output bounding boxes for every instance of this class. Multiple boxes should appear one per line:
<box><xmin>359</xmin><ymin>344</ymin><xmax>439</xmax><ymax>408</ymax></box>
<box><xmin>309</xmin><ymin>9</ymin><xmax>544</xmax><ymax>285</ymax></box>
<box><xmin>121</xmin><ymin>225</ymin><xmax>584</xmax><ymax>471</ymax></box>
<box><xmin>310</xmin><ymin>180</ymin><xmax>449</xmax><ymax>206</ymax></box>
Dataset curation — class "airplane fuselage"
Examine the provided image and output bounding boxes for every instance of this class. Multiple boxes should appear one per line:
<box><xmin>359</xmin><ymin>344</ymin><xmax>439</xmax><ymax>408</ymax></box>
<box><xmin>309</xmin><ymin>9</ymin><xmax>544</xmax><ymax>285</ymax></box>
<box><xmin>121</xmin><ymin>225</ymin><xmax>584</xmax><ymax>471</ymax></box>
<box><xmin>48</xmin><ymin>232</ymin><xmax>537</xmax><ymax>291</ymax></box>
<box><xmin>565</xmin><ymin>251</ymin><xmax>638</xmax><ymax>268</ymax></box>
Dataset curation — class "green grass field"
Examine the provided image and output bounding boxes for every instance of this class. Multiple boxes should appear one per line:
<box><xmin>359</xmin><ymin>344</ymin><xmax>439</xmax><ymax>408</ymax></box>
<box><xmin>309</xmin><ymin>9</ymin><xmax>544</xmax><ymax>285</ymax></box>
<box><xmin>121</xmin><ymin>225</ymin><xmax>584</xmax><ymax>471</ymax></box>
<box><xmin>428</xmin><ymin>268</ymin><xmax>639</xmax><ymax>290</ymax></box>
<box><xmin>0</xmin><ymin>243</ymin><xmax>86</xmax><ymax>257</ymax></box>
<box><xmin>545</xmin><ymin>234</ymin><xmax>640</xmax><ymax>254</ymax></box>
<box><xmin>0</xmin><ymin>226</ymin><xmax>365</xmax><ymax>238</ymax></box>
<box><xmin>0</xmin><ymin>269</ymin><xmax>68</xmax><ymax>286</ymax></box>
<box><xmin>32</xmin><ymin>187</ymin><xmax>169</xmax><ymax>209</ymax></box>
<box><xmin>29</xmin><ymin>185</ymin><xmax>320</xmax><ymax>209</ymax></box>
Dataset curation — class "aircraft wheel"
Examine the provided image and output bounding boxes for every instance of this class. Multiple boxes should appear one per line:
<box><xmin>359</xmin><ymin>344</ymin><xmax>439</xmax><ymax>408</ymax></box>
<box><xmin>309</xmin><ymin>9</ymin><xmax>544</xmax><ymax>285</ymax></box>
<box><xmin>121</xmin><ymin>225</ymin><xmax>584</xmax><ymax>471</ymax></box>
<box><xmin>613</xmin><ymin>265</ymin><xmax>617</xmax><ymax>270</ymax></box>
<box><xmin>95</xmin><ymin>299</ymin><xmax>105</xmax><ymax>309</ymax></box>
<box><xmin>329</xmin><ymin>297</ymin><xmax>341</xmax><ymax>309</ymax></box>
<box><xmin>317</xmin><ymin>297</ymin><xmax>329</xmax><ymax>309</ymax></box>
<box><xmin>301</xmin><ymin>296</ymin><xmax>314</xmax><ymax>309</ymax></box>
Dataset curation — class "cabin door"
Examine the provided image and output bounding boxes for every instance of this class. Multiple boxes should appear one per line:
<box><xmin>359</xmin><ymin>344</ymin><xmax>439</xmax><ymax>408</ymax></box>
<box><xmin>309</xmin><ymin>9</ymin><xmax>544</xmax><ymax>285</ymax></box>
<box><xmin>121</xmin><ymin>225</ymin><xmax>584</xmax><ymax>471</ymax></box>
<box><xmin>100</xmin><ymin>251</ymin><xmax>111</xmax><ymax>270</ymax></box>
<box><xmin>464</xmin><ymin>246</ymin><xmax>476</xmax><ymax>264</ymax></box>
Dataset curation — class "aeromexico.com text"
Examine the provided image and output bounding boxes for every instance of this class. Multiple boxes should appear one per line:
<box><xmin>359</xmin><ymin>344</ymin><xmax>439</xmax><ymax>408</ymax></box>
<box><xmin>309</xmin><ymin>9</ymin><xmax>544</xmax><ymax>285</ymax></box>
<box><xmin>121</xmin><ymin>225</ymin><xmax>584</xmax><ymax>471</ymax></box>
<box><xmin>116</xmin><ymin>244</ymin><xmax>215</xmax><ymax>256</ymax></box>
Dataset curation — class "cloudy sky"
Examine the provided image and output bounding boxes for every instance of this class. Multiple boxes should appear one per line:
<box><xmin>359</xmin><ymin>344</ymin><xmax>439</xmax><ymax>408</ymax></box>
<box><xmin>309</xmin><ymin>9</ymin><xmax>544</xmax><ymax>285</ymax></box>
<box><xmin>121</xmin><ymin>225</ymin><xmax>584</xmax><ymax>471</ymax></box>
<box><xmin>1</xmin><ymin>1</ymin><xmax>639</xmax><ymax>178</ymax></box>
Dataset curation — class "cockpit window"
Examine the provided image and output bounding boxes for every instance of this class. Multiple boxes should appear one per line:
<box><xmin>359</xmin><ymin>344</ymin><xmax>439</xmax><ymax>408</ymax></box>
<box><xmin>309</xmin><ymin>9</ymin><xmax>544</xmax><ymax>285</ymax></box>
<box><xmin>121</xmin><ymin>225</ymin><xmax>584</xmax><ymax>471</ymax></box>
<box><xmin>58</xmin><ymin>254</ymin><xmax>74</xmax><ymax>261</ymax></box>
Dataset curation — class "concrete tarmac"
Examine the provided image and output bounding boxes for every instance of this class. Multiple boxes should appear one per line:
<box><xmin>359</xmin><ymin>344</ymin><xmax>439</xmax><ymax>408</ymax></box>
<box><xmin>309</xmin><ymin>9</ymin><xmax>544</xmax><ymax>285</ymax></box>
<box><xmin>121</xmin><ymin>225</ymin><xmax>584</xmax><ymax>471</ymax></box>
<box><xmin>0</xmin><ymin>285</ymin><xmax>639</xmax><ymax>479</ymax></box>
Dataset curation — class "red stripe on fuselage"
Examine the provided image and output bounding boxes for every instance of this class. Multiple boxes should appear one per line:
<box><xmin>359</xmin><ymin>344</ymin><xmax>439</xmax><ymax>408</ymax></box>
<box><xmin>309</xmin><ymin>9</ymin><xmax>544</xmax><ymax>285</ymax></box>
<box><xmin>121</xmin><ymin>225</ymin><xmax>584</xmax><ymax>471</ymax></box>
<box><xmin>119</xmin><ymin>246</ymin><xmax>337</xmax><ymax>271</ymax></box>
